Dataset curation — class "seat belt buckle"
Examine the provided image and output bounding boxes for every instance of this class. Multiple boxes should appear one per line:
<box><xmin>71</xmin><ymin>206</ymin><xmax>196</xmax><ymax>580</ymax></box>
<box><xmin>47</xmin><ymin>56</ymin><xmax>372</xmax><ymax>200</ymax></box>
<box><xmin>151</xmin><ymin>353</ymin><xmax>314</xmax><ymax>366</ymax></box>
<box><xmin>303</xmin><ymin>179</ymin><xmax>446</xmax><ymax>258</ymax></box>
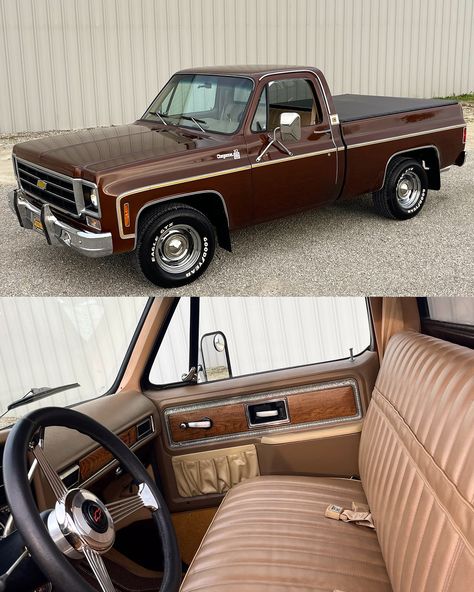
<box><xmin>325</xmin><ymin>501</ymin><xmax>376</xmax><ymax>529</ymax></box>
<box><xmin>325</xmin><ymin>504</ymin><xmax>344</xmax><ymax>520</ymax></box>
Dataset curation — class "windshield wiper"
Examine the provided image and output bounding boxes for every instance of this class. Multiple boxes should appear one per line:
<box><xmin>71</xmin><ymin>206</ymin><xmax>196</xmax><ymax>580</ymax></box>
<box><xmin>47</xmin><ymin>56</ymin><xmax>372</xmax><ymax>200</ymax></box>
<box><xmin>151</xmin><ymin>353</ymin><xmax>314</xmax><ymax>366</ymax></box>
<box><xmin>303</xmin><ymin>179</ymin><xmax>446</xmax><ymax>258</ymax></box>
<box><xmin>177</xmin><ymin>115</ymin><xmax>207</xmax><ymax>132</ymax></box>
<box><xmin>157</xmin><ymin>113</ymin><xmax>207</xmax><ymax>132</ymax></box>
<box><xmin>2</xmin><ymin>382</ymin><xmax>80</xmax><ymax>414</ymax></box>
<box><xmin>149</xmin><ymin>111</ymin><xmax>169</xmax><ymax>126</ymax></box>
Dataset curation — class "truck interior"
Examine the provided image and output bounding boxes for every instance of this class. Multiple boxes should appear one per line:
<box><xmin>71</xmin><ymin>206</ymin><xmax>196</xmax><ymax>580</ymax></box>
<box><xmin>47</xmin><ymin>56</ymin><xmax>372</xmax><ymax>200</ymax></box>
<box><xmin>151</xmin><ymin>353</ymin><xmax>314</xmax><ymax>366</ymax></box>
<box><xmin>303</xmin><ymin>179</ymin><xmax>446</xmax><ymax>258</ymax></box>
<box><xmin>0</xmin><ymin>296</ymin><xmax>472</xmax><ymax>592</ymax></box>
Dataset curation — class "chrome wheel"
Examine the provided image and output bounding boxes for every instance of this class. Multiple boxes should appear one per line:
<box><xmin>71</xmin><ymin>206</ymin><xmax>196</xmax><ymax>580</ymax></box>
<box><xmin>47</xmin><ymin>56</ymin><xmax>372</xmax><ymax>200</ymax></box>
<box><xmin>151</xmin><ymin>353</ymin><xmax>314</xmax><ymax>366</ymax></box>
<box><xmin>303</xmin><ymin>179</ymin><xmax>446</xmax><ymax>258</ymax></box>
<box><xmin>396</xmin><ymin>170</ymin><xmax>422</xmax><ymax>210</ymax></box>
<box><xmin>155</xmin><ymin>224</ymin><xmax>202</xmax><ymax>274</ymax></box>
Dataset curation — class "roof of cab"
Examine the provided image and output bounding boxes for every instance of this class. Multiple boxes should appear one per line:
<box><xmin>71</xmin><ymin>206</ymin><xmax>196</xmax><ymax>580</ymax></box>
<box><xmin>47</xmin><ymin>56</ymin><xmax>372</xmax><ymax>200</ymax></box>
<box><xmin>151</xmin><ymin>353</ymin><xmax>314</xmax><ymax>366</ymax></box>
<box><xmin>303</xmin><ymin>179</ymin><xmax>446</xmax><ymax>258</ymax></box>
<box><xmin>176</xmin><ymin>65</ymin><xmax>318</xmax><ymax>79</ymax></box>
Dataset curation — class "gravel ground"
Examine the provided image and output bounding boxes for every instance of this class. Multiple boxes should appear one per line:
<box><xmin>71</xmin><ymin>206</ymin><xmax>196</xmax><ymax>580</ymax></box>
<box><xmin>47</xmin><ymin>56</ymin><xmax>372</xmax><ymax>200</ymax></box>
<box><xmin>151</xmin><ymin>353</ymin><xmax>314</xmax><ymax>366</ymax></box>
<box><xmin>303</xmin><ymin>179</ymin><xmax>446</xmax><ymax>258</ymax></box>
<box><xmin>0</xmin><ymin>112</ymin><xmax>472</xmax><ymax>297</ymax></box>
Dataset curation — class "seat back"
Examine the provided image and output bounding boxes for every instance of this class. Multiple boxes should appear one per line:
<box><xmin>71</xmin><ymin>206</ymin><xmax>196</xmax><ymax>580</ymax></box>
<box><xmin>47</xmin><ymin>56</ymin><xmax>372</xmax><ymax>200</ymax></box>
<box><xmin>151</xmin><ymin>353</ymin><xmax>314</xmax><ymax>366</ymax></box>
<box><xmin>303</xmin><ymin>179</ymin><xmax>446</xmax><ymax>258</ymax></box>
<box><xmin>359</xmin><ymin>331</ymin><xmax>474</xmax><ymax>592</ymax></box>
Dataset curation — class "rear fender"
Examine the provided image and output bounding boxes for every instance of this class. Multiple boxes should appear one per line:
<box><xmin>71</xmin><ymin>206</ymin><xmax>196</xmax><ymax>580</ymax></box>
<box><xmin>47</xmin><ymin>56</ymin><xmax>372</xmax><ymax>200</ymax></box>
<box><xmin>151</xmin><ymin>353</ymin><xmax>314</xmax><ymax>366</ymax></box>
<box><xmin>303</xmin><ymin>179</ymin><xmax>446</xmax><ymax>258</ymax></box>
<box><xmin>381</xmin><ymin>146</ymin><xmax>441</xmax><ymax>191</ymax></box>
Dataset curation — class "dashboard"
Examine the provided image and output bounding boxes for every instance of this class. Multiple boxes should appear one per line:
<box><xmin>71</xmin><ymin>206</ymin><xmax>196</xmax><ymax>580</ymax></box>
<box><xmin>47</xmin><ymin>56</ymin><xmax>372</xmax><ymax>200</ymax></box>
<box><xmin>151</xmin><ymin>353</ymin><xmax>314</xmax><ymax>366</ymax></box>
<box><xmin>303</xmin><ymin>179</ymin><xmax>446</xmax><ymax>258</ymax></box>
<box><xmin>0</xmin><ymin>413</ymin><xmax>156</xmax><ymax>539</ymax></box>
<box><xmin>0</xmin><ymin>389</ymin><xmax>158</xmax><ymax>544</ymax></box>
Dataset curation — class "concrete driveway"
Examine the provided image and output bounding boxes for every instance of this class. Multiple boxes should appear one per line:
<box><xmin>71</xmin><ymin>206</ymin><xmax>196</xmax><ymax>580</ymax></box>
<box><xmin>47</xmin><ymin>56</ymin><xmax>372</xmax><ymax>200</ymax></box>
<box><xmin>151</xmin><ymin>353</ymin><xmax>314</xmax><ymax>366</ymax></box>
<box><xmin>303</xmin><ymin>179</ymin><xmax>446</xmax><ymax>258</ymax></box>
<box><xmin>1</xmin><ymin>118</ymin><xmax>472</xmax><ymax>297</ymax></box>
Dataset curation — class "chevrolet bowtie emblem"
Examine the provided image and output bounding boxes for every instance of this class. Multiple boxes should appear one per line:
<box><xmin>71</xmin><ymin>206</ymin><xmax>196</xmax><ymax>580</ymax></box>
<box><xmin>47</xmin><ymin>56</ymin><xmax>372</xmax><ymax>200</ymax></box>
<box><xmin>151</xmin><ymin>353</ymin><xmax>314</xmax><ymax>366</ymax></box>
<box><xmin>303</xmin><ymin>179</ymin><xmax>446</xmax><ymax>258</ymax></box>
<box><xmin>37</xmin><ymin>180</ymin><xmax>47</xmax><ymax>190</ymax></box>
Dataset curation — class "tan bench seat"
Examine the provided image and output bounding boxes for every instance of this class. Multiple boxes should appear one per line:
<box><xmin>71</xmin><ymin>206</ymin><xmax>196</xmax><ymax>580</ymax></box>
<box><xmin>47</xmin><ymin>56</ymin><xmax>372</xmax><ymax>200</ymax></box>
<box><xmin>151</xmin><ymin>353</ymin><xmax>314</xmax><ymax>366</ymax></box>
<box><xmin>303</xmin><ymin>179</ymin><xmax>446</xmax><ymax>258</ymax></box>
<box><xmin>181</xmin><ymin>475</ymin><xmax>391</xmax><ymax>591</ymax></box>
<box><xmin>180</xmin><ymin>332</ymin><xmax>474</xmax><ymax>592</ymax></box>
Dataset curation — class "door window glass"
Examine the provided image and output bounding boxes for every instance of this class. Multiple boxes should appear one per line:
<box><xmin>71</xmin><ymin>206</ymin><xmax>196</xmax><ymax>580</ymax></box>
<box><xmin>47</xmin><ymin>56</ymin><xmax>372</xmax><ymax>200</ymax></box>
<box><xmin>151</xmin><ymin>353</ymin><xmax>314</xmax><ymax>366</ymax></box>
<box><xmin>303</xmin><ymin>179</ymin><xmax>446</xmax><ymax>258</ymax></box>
<box><xmin>149</xmin><ymin>297</ymin><xmax>371</xmax><ymax>386</ymax></box>
<box><xmin>427</xmin><ymin>297</ymin><xmax>474</xmax><ymax>325</ymax></box>
<box><xmin>251</xmin><ymin>78</ymin><xmax>320</xmax><ymax>132</ymax></box>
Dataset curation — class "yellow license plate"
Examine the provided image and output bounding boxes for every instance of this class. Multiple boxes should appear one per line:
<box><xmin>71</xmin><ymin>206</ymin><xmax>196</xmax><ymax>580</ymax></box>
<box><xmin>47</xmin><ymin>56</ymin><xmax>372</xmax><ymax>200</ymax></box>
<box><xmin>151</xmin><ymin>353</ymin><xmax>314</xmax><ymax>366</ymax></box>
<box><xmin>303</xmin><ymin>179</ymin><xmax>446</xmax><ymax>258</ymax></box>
<box><xmin>32</xmin><ymin>216</ymin><xmax>44</xmax><ymax>233</ymax></box>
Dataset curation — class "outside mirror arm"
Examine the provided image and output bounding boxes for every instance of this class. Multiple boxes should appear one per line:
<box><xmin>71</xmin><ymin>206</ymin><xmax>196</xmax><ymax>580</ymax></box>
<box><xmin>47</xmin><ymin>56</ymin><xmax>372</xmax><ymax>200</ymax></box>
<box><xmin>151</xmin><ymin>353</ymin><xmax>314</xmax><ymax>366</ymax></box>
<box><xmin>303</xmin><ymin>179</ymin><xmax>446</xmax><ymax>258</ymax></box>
<box><xmin>181</xmin><ymin>367</ymin><xmax>198</xmax><ymax>383</ymax></box>
<box><xmin>256</xmin><ymin>127</ymin><xmax>293</xmax><ymax>162</ymax></box>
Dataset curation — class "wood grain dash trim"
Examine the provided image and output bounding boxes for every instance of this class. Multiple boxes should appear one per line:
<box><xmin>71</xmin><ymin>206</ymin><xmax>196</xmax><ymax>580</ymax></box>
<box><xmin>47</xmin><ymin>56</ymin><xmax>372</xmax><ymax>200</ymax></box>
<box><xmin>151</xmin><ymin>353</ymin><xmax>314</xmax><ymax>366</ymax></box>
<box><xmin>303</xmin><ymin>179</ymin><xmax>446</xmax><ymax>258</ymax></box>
<box><xmin>79</xmin><ymin>425</ymin><xmax>137</xmax><ymax>482</ymax></box>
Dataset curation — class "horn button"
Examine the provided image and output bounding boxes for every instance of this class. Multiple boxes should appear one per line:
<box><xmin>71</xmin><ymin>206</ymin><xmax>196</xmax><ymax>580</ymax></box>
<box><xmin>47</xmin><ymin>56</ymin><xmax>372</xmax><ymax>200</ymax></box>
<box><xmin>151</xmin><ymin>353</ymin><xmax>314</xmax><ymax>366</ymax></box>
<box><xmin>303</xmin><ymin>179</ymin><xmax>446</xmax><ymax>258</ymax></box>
<box><xmin>48</xmin><ymin>489</ymin><xmax>115</xmax><ymax>558</ymax></box>
<box><xmin>82</xmin><ymin>500</ymin><xmax>109</xmax><ymax>534</ymax></box>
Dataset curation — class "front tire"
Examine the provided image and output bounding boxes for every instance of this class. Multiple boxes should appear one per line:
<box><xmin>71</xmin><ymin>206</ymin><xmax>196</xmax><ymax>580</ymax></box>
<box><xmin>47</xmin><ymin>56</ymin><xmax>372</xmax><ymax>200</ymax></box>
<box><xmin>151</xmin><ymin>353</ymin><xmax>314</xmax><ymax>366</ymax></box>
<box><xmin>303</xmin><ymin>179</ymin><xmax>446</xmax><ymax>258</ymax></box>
<box><xmin>136</xmin><ymin>204</ymin><xmax>216</xmax><ymax>288</ymax></box>
<box><xmin>373</xmin><ymin>157</ymin><xmax>429</xmax><ymax>220</ymax></box>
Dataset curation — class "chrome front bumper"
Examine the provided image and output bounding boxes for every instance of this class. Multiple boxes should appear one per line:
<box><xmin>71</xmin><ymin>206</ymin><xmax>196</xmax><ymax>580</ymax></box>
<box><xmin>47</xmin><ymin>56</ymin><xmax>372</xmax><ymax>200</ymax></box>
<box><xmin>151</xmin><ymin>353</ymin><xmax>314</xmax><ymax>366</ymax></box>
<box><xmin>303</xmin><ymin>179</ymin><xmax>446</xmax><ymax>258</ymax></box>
<box><xmin>8</xmin><ymin>189</ymin><xmax>113</xmax><ymax>258</ymax></box>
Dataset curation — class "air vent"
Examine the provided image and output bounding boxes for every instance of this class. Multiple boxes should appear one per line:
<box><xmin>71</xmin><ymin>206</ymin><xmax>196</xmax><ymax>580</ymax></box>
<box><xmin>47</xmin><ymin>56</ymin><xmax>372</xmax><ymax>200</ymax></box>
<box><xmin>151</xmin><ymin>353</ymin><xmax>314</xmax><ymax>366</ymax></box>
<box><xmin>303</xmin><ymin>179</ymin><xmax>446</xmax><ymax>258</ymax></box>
<box><xmin>137</xmin><ymin>417</ymin><xmax>153</xmax><ymax>441</ymax></box>
<box><xmin>61</xmin><ymin>465</ymin><xmax>80</xmax><ymax>489</ymax></box>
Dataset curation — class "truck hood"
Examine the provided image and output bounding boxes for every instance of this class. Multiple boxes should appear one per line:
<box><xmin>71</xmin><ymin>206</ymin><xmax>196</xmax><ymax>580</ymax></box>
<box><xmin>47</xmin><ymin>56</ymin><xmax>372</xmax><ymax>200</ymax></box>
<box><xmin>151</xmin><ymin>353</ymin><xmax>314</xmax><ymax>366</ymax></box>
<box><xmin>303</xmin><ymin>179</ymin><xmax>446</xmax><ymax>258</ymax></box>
<box><xmin>12</xmin><ymin>123</ymin><xmax>213</xmax><ymax>177</ymax></box>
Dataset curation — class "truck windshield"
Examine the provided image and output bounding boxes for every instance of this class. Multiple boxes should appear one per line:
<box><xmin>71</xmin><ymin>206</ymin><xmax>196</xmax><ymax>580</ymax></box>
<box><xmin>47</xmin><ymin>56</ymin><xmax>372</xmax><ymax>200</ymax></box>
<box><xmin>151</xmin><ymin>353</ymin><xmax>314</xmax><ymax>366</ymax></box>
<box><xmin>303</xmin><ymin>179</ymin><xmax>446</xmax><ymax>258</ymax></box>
<box><xmin>0</xmin><ymin>297</ymin><xmax>149</xmax><ymax>428</ymax></box>
<box><xmin>143</xmin><ymin>74</ymin><xmax>254</xmax><ymax>134</ymax></box>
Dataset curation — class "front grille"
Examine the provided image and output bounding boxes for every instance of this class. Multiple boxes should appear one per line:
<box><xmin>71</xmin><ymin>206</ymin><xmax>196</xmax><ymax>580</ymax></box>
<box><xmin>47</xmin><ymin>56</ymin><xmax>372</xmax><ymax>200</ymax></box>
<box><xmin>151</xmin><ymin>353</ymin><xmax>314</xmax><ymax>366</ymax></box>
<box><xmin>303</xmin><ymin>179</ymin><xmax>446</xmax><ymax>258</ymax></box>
<box><xmin>16</xmin><ymin>160</ymin><xmax>78</xmax><ymax>215</ymax></box>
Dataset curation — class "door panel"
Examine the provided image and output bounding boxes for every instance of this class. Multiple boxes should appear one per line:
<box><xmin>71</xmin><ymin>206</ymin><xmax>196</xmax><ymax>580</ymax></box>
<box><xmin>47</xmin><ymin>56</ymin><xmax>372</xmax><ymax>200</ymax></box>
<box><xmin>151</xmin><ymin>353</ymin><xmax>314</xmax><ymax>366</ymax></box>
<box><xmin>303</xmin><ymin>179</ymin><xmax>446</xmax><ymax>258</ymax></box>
<box><xmin>147</xmin><ymin>349</ymin><xmax>379</xmax><ymax>513</ymax></box>
<box><xmin>245</xmin><ymin>73</ymin><xmax>341</xmax><ymax>222</ymax></box>
<box><xmin>257</xmin><ymin>426</ymin><xmax>362</xmax><ymax>478</ymax></box>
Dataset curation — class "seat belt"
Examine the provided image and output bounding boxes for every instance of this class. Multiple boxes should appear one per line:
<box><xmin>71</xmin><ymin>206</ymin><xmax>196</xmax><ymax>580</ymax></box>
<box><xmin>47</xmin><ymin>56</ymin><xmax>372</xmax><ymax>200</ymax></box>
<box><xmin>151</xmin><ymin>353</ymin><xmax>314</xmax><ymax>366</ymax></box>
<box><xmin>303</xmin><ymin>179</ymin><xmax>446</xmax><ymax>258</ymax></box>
<box><xmin>325</xmin><ymin>501</ymin><xmax>375</xmax><ymax>529</ymax></box>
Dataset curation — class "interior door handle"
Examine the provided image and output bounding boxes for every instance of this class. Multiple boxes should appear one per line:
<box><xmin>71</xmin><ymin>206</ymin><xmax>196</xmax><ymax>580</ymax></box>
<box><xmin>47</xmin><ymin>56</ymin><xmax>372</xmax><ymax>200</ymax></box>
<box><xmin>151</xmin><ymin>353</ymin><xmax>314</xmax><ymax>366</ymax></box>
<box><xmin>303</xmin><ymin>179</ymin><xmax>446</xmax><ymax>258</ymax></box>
<box><xmin>179</xmin><ymin>418</ymin><xmax>212</xmax><ymax>430</ymax></box>
<box><xmin>256</xmin><ymin>410</ymin><xmax>279</xmax><ymax>418</ymax></box>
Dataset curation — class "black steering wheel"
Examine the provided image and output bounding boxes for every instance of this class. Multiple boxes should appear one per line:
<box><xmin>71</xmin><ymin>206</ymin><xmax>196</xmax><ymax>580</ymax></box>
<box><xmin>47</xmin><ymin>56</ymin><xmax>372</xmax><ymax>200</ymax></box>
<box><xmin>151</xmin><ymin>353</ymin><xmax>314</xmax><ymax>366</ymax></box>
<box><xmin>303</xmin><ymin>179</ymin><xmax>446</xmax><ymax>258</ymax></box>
<box><xmin>2</xmin><ymin>407</ymin><xmax>181</xmax><ymax>592</ymax></box>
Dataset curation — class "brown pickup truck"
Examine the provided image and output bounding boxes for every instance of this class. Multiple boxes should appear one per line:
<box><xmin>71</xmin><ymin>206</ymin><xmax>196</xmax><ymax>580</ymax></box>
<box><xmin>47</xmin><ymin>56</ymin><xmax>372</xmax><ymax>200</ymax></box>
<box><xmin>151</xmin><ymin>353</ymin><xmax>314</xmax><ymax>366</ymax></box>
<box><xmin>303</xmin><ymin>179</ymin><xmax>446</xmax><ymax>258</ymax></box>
<box><xmin>9</xmin><ymin>66</ymin><xmax>467</xmax><ymax>287</ymax></box>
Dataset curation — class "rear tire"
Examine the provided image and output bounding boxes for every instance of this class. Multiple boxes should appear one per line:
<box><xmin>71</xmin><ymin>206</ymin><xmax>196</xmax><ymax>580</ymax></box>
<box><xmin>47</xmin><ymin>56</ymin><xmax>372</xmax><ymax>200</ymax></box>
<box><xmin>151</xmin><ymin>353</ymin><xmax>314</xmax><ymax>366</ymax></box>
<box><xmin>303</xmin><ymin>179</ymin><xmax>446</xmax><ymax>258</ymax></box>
<box><xmin>373</xmin><ymin>157</ymin><xmax>428</xmax><ymax>220</ymax></box>
<box><xmin>136</xmin><ymin>204</ymin><xmax>216</xmax><ymax>288</ymax></box>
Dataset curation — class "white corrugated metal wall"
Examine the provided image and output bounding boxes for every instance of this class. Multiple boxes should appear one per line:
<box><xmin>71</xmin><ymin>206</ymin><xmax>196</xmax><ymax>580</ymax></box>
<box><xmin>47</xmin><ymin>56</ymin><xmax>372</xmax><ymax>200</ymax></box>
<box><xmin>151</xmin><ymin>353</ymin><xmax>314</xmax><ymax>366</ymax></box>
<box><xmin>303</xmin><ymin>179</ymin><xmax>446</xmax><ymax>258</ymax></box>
<box><xmin>0</xmin><ymin>0</ymin><xmax>473</xmax><ymax>133</ymax></box>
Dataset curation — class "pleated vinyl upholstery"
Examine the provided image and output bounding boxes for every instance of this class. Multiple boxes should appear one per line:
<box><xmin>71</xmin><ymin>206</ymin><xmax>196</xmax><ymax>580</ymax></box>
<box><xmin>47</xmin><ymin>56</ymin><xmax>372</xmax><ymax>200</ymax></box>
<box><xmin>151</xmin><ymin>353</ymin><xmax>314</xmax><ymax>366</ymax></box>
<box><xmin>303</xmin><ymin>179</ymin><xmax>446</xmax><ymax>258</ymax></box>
<box><xmin>180</xmin><ymin>476</ymin><xmax>391</xmax><ymax>592</ymax></box>
<box><xmin>359</xmin><ymin>331</ymin><xmax>474</xmax><ymax>592</ymax></box>
<box><xmin>180</xmin><ymin>331</ymin><xmax>473</xmax><ymax>592</ymax></box>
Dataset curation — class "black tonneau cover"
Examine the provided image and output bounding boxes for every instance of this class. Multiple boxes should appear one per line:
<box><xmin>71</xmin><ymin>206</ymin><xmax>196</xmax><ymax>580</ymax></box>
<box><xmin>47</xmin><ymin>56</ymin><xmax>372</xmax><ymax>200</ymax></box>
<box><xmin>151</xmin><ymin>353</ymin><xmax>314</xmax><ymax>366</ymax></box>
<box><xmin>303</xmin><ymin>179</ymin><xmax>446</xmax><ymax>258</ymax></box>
<box><xmin>333</xmin><ymin>94</ymin><xmax>458</xmax><ymax>123</ymax></box>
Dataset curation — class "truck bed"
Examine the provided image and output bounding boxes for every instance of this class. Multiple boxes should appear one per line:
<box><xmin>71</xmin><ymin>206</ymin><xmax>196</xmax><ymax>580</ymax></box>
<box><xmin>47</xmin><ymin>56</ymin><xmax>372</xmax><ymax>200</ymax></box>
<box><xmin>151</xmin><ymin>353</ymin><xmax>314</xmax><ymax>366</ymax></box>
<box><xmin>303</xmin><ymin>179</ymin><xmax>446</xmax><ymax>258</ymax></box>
<box><xmin>333</xmin><ymin>94</ymin><xmax>458</xmax><ymax>123</ymax></box>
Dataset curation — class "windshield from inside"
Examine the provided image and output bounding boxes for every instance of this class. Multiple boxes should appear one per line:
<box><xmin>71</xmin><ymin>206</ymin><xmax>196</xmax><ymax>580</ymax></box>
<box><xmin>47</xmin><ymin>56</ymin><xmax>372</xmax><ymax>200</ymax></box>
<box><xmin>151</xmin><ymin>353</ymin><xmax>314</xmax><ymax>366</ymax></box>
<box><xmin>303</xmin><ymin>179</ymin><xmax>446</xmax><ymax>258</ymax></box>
<box><xmin>0</xmin><ymin>297</ymin><xmax>149</xmax><ymax>428</ymax></box>
<box><xmin>143</xmin><ymin>74</ymin><xmax>254</xmax><ymax>134</ymax></box>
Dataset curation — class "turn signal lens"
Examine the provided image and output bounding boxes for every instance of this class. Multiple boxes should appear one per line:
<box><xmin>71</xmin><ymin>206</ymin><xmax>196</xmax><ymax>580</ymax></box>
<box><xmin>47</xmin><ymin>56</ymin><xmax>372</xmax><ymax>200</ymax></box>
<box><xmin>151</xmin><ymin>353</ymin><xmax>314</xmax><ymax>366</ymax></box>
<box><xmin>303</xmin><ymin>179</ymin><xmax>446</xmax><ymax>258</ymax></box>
<box><xmin>462</xmin><ymin>127</ymin><xmax>467</xmax><ymax>144</ymax></box>
<box><xmin>86</xmin><ymin>216</ymin><xmax>102</xmax><ymax>231</ymax></box>
<box><xmin>124</xmin><ymin>203</ymin><xmax>131</xmax><ymax>228</ymax></box>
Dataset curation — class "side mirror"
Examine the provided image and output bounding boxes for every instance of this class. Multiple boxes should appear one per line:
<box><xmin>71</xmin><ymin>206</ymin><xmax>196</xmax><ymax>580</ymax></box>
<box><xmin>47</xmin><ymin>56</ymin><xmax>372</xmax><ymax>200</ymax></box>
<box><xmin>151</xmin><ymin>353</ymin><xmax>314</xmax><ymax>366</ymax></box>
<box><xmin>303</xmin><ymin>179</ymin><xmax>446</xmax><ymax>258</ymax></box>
<box><xmin>200</xmin><ymin>331</ymin><xmax>232</xmax><ymax>382</ymax></box>
<box><xmin>280</xmin><ymin>112</ymin><xmax>301</xmax><ymax>142</ymax></box>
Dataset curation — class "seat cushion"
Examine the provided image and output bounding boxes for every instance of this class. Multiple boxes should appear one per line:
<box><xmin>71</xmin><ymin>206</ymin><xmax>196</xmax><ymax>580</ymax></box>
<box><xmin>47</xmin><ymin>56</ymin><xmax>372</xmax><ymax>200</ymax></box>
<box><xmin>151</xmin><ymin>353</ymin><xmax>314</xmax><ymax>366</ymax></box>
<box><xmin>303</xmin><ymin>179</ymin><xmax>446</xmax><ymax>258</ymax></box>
<box><xmin>180</xmin><ymin>475</ymin><xmax>392</xmax><ymax>592</ymax></box>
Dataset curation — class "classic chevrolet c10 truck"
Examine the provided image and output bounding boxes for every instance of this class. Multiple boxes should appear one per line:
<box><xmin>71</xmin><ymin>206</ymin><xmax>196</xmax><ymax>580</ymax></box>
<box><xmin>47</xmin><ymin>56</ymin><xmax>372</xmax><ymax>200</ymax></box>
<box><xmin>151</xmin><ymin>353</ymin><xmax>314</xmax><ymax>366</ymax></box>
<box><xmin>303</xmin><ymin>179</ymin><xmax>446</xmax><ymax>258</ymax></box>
<box><xmin>8</xmin><ymin>66</ymin><xmax>467</xmax><ymax>287</ymax></box>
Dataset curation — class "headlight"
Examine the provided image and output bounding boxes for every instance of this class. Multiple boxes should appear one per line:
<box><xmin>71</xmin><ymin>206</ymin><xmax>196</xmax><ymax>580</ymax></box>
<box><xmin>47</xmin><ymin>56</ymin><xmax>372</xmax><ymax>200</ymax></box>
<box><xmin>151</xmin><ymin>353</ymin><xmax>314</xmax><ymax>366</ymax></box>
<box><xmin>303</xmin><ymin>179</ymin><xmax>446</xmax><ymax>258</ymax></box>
<box><xmin>89</xmin><ymin>189</ymin><xmax>99</xmax><ymax>209</ymax></box>
<box><xmin>83</xmin><ymin>186</ymin><xmax>99</xmax><ymax>212</ymax></box>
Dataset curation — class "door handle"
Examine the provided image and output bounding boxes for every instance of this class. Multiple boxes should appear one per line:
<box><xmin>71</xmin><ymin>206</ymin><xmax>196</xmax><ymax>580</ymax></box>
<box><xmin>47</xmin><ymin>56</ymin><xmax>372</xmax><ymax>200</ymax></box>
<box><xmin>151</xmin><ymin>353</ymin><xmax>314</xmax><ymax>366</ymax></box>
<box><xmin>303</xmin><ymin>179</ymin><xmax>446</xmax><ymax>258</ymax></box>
<box><xmin>179</xmin><ymin>418</ymin><xmax>212</xmax><ymax>430</ymax></box>
<box><xmin>313</xmin><ymin>128</ymin><xmax>332</xmax><ymax>135</ymax></box>
<box><xmin>247</xmin><ymin>400</ymin><xmax>288</xmax><ymax>427</ymax></box>
<box><xmin>256</xmin><ymin>410</ymin><xmax>279</xmax><ymax>418</ymax></box>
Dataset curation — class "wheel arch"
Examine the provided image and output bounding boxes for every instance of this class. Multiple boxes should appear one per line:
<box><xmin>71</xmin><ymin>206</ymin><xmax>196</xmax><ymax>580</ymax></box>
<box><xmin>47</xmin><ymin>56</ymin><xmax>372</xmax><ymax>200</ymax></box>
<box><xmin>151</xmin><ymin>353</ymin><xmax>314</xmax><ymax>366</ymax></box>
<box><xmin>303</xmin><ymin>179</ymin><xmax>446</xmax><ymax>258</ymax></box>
<box><xmin>134</xmin><ymin>190</ymin><xmax>232</xmax><ymax>252</ymax></box>
<box><xmin>380</xmin><ymin>145</ymin><xmax>441</xmax><ymax>191</ymax></box>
